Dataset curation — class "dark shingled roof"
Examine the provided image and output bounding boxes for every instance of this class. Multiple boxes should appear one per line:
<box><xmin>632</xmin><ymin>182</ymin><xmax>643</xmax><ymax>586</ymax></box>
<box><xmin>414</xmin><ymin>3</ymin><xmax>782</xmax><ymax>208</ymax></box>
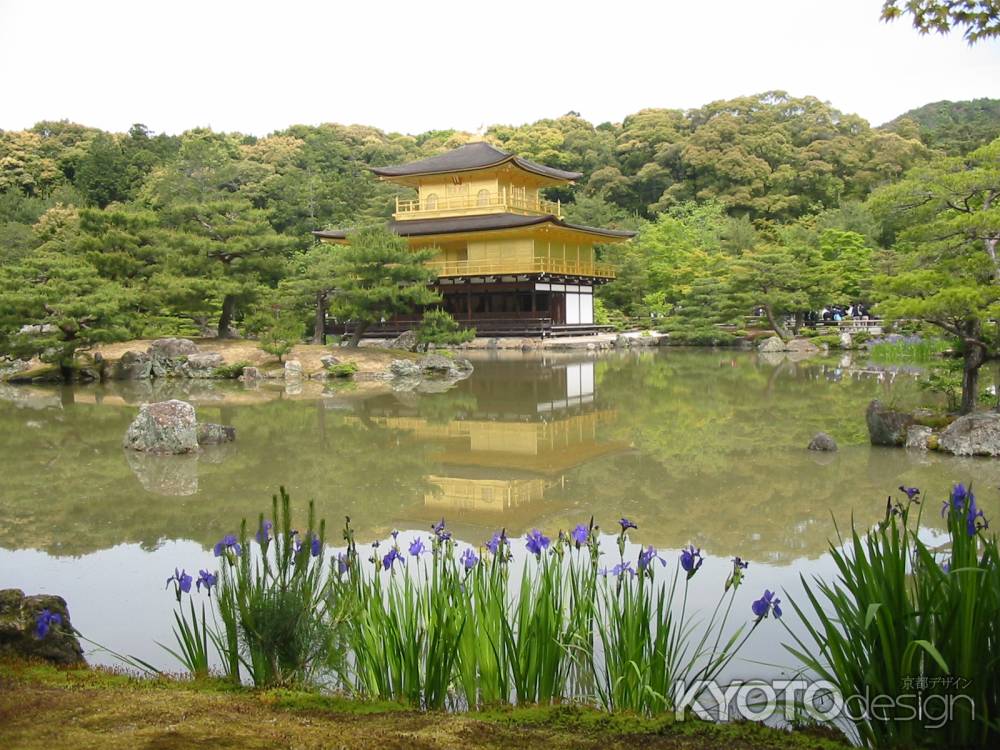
<box><xmin>371</xmin><ymin>142</ymin><xmax>583</xmax><ymax>182</ymax></box>
<box><xmin>313</xmin><ymin>213</ymin><xmax>636</xmax><ymax>242</ymax></box>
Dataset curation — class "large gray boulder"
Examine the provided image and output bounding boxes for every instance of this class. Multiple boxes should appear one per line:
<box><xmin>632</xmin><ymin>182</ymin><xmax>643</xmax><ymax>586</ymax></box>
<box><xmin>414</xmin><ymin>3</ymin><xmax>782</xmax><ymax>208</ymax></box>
<box><xmin>148</xmin><ymin>338</ymin><xmax>198</xmax><ymax>358</ymax></box>
<box><xmin>758</xmin><ymin>336</ymin><xmax>786</xmax><ymax>353</ymax></box>
<box><xmin>389</xmin><ymin>330</ymin><xmax>419</xmax><ymax>352</ymax></box>
<box><xmin>0</xmin><ymin>588</ymin><xmax>84</xmax><ymax>665</ymax></box>
<box><xmin>418</xmin><ymin>354</ymin><xmax>456</xmax><ymax>373</ymax></box>
<box><xmin>785</xmin><ymin>338</ymin><xmax>819</xmax><ymax>354</ymax></box>
<box><xmin>866</xmin><ymin>400</ymin><xmax>915</xmax><ymax>447</ymax></box>
<box><xmin>0</xmin><ymin>357</ymin><xmax>30</xmax><ymax>380</ymax></box>
<box><xmin>906</xmin><ymin>425</ymin><xmax>933</xmax><ymax>451</ymax></box>
<box><xmin>149</xmin><ymin>338</ymin><xmax>198</xmax><ymax>378</ymax></box>
<box><xmin>808</xmin><ymin>432</ymin><xmax>838</xmax><ymax>452</ymax></box>
<box><xmin>839</xmin><ymin>331</ymin><xmax>853</xmax><ymax>349</ymax></box>
<box><xmin>113</xmin><ymin>350</ymin><xmax>152</xmax><ymax>380</ymax></box>
<box><xmin>284</xmin><ymin>359</ymin><xmax>303</xmax><ymax>380</ymax></box>
<box><xmin>389</xmin><ymin>359</ymin><xmax>422</xmax><ymax>378</ymax></box>
<box><xmin>122</xmin><ymin>399</ymin><xmax>199</xmax><ymax>454</ymax></box>
<box><xmin>938</xmin><ymin>412</ymin><xmax>1000</xmax><ymax>456</ymax></box>
<box><xmin>181</xmin><ymin>352</ymin><xmax>225</xmax><ymax>379</ymax></box>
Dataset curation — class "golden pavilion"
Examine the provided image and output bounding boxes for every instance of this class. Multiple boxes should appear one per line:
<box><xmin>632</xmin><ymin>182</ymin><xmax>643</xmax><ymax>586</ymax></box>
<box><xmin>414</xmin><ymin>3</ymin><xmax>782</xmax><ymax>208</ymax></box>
<box><xmin>313</xmin><ymin>141</ymin><xmax>635</xmax><ymax>337</ymax></box>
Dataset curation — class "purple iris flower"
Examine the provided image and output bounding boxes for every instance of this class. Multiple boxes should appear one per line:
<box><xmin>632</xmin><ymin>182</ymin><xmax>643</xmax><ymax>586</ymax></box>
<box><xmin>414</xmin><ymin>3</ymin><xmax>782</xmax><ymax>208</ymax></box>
<box><xmin>680</xmin><ymin>545</ymin><xmax>704</xmax><ymax>578</ymax></box>
<box><xmin>391</xmin><ymin>529</ymin><xmax>399</xmax><ymax>541</ymax></box>
<box><xmin>34</xmin><ymin>609</ymin><xmax>62</xmax><ymax>639</ymax></box>
<box><xmin>337</xmin><ymin>553</ymin><xmax>350</xmax><ymax>575</ymax></box>
<box><xmin>409</xmin><ymin>537</ymin><xmax>426</xmax><ymax>557</ymax></box>
<box><xmin>637</xmin><ymin>545</ymin><xmax>665</xmax><ymax>570</ymax></box>
<box><xmin>752</xmin><ymin>589</ymin><xmax>782</xmax><ymax>620</ymax></box>
<box><xmin>571</xmin><ymin>524</ymin><xmax>589</xmax><ymax>546</ymax></box>
<box><xmin>166</xmin><ymin>568</ymin><xmax>193</xmax><ymax>599</ymax></box>
<box><xmin>602</xmin><ymin>561</ymin><xmax>635</xmax><ymax>577</ymax></box>
<box><xmin>382</xmin><ymin>548</ymin><xmax>404</xmax><ymax>570</ymax></box>
<box><xmin>307</xmin><ymin>533</ymin><xmax>322</xmax><ymax>557</ymax></box>
<box><xmin>461</xmin><ymin>547</ymin><xmax>479</xmax><ymax>570</ymax></box>
<box><xmin>432</xmin><ymin>519</ymin><xmax>452</xmax><ymax>542</ymax></box>
<box><xmin>196</xmin><ymin>569</ymin><xmax>217</xmax><ymax>594</ymax></box>
<box><xmin>942</xmin><ymin>484</ymin><xmax>969</xmax><ymax>516</ymax></box>
<box><xmin>256</xmin><ymin>520</ymin><xmax>273</xmax><ymax>544</ymax></box>
<box><xmin>525</xmin><ymin>529</ymin><xmax>550</xmax><ymax>556</ymax></box>
<box><xmin>619</xmin><ymin>518</ymin><xmax>638</xmax><ymax>532</ymax></box>
<box><xmin>966</xmin><ymin>496</ymin><xmax>988</xmax><ymax>537</ymax></box>
<box><xmin>485</xmin><ymin>531</ymin><xmax>505</xmax><ymax>554</ymax></box>
<box><xmin>898</xmin><ymin>486</ymin><xmax>920</xmax><ymax>501</ymax></box>
<box><xmin>213</xmin><ymin>534</ymin><xmax>242</xmax><ymax>558</ymax></box>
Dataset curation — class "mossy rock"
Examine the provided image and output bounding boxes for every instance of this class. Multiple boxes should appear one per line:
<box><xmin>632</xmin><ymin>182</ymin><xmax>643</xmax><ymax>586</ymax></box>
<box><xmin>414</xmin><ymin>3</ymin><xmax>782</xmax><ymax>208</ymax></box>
<box><xmin>5</xmin><ymin>364</ymin><xmax>63</xmax><ymax>383</ymax></box>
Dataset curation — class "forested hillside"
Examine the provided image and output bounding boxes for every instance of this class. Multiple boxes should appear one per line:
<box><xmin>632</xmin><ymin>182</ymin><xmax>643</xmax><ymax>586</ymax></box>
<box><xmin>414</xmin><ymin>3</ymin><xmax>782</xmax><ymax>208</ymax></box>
<box><xmin>1</xmin><ymin>91</ymin><xmax>998</xmax><ymax>372</ymax></box>
<box><xmin>881</xmin><ymin>98</ymin><xmax>1000</xmax><ymax>155</ymax></box>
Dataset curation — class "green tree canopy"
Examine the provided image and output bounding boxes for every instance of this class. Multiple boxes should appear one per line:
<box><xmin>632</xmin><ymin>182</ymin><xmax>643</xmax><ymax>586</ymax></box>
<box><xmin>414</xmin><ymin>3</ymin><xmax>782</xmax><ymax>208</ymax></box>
<box><xmin>329</xmin><ymin>226</ymin><xmax>439</xmax><ymax>346</ymax></box>
<box><xmin>871</xmin><ymin>138</ymin><xmax>1000</xmax><ymax>412</ymax></box>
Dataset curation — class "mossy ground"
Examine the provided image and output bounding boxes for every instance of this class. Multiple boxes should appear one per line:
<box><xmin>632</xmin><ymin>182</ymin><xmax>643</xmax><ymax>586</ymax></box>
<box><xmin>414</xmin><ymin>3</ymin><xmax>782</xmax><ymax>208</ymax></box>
<box><xmin>0</xmin><ymin>658</ymin><xmax>849</xmax><ymax>750</ymax></box>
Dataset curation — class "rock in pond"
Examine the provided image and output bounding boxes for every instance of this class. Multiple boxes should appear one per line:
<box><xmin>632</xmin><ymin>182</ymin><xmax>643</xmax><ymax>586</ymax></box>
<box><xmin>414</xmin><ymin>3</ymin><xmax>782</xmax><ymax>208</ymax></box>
<box><xmin>113</xmin><ymin>350</ymin><xmax>152</xmax><ymax>380</ymax></box>
<box><xmin>122</xmin><ymin>399</ymin><xmax>199</xmax><ymax>454</ymax></box>
<box><xmin>284</xmin><ymin>359</ymin><xmax>303</xmax><ymax>380</ymax></box>
<box><xmin>905</xmin><ymin>425</ymin><xmax>933</xmax><ymax>451</ymax></box>
<box><xmin>197</xmin><ymin>422</ymin><xmax>236</xmax><ymax>445</ymax></box>
<box><xmin>758</xmin><ymin>336</ymin><xmax>786</xmax><ymax>353</ymax></box>
<box><xmin>808</xmin><ymin>432</ymin><xmax>838</xmax><ymax>452</ymax></box>
<box><xmin>839</xmin><ymin>331</ymin><xmax>853</xmax><ymax>349</ymax></box>
<box><xmin>181</xmin><ymin>352</ymin><xmax>225</xmax><ymax>379</ymax></box>
<box><xmin>0</xmin><ymin>588</ymin><xmax>84</xmax><ymax>665</ymax></box>
<box><xmin>389</xmin><ymin>359</ymin><xmax>422</xmax><ymax>378</ymax></box>
<box><xmin>938</xmin><ymin>412</ymin><xmax>1000</xmax><ymax>456</ymax></box>
<box><xmin>866</xmin><ymin>400</ymin><xmax>915</xmax><ymax>447</ymax></box>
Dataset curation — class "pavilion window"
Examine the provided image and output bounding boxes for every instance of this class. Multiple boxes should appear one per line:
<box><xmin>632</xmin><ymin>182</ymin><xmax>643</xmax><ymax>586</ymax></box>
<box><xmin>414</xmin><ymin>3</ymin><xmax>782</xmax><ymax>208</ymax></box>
<box><xmin>425</xmin><ymin>193</ymin><xmax>438</xmax><ymax>210</ymax></box>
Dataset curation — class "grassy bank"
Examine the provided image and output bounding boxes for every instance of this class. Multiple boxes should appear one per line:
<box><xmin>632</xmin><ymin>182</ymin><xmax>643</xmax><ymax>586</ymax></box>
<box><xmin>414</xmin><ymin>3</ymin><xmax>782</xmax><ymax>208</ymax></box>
<box><xmin>0</xmin><ymin>658</ymin><xmax>848</xmax><ymax>750</ymax></box>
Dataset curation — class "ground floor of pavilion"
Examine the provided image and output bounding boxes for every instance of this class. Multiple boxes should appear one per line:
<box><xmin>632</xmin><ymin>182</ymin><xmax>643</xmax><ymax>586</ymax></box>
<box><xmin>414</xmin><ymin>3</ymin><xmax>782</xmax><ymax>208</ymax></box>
<box><xmin>328</xmin><ymin>278</ymin><xmax>612</xmax><ymax>338</ymax></box>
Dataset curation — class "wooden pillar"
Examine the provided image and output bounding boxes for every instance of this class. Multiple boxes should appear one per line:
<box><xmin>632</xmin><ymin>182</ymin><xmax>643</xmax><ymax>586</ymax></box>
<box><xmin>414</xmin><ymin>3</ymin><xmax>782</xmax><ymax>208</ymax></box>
<box><xmin>466</xmin><ymin>286</ymin><xmax>472</xmax><ymax>321</ymax></box>
<box><xmin>531</xmin><ymin>285</ymin><xmax>536</xmax><ymax>316</ymax></box>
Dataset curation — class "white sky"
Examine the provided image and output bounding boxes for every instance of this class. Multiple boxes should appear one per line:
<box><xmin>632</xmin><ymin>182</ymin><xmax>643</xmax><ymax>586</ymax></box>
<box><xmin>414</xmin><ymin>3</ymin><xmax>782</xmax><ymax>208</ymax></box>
<box><xmin>1</xmin><ymin>0</ymin><xmax>998</xmax><ymax>136</ymax></box>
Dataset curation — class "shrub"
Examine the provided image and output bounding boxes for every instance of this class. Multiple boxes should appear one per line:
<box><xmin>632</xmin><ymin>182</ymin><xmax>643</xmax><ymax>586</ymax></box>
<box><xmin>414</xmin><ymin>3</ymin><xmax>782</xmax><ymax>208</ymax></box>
<box><xmin>211</xmin><ymin>360</ymin><xmax>251</xmax><ymax>379</ymax></box>
<box><xmin>809</xmin><ymin>334</ymin><xmax>843</xmax><ymax>348</ymax></box>
<box><xmin>416</xmin><ymin>310</ymin><xmax>475</xmax><ymax>351</ymax></box>
<box><xmin>324</xmin><ymin>362</ymin><xmax>358</xmax><ymax>378</ymax></box>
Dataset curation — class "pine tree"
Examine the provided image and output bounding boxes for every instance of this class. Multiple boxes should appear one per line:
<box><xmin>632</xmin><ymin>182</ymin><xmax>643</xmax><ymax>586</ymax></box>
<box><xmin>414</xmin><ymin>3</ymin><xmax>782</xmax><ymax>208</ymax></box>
<box><xmin>329</xmin><ymin>226</ymin><xmax>439</xmax><ymax>347</ymax></box>
<box><xmin>159</xmin><ymin>199</ymin><xmax>296</xmax><ymax>337</ymax></box>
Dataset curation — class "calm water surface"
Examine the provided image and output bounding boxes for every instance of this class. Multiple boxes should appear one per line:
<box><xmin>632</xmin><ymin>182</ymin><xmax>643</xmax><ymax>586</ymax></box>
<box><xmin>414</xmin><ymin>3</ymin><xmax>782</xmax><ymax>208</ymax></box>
<box><xmin>2</xmin><ymin>350</ymin><xmax>998</xmax><ymax>678</ymax></box>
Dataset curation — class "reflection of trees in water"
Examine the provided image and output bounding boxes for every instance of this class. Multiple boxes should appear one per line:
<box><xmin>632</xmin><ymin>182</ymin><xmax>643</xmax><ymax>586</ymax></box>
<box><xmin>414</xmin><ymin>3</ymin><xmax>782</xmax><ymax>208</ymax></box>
<box><xmin>4</xmin><ymin>353</ymin><xmax>999</xmax><ymax>563</ymax></box>
<box><xmin>0</xmin><ymin>397</ymin><xmax>432</xmax><ymax>555</ymax></box>
<box><xmin>569</xmin><ymin>353</ymin><xmax>1000</xmax><ymax>562</ymax></box>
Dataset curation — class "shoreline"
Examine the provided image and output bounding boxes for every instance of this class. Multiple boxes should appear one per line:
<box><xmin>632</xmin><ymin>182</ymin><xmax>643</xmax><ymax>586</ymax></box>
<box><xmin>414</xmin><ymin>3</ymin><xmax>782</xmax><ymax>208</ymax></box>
<box><xmin>0</xmin><ymin>657</ymin><xmax>849</xmax><ymax>750</ymax></box>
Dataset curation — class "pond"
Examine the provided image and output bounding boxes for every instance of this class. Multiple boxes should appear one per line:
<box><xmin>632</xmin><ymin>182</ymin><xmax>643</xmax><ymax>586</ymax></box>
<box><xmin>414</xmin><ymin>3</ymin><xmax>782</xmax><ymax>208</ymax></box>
<box><xmin>2</xmin><ymin>349</ymin><xmax>998</xmax><ymax>680</ymax></box>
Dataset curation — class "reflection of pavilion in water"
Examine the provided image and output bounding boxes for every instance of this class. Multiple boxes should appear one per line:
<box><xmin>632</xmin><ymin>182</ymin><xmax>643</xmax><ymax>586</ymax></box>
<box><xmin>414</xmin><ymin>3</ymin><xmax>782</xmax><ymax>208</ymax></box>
<box><xmin>354</xmin><ymin>358</ymin><xmax>625</xmax><ymax>522</ymax></box>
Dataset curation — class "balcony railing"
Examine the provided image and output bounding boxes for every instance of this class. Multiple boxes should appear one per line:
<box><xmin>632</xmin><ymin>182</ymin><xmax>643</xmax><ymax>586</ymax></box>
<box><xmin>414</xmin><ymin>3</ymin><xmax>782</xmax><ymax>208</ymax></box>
<box><xmin>395</xmin><ymin>192</ymin><xmax>562</xmax><ymax>219</ymax></box>
<box><xmin>424</xmin><ymin>257</ymin><xmax>615</xmax><ymax>279</ymax></box>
